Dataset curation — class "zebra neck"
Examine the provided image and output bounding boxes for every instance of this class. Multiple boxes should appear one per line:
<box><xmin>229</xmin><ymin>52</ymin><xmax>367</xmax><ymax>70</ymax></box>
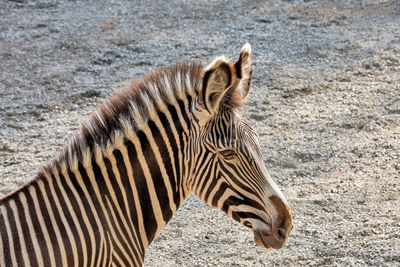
<box><xmin>114</xmin><ymin>120</ymin><xmax>190</xmax><ymax>247</ymax></box>
<box><xmin>69</xmin><ymin>103</ymin><xmax>192</xmax><ymax>247</ymax></box>
<box><xmin>0</xmin><ymin>104</ymin><xmax>194</xmax><ymax>266</ymax></box>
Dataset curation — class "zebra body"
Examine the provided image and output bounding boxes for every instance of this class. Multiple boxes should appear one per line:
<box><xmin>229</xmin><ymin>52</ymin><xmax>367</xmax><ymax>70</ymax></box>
<box><xmin>0</xmin><ymin>44</ymin><xmax>293</xmax><ymax>266</ymax></box>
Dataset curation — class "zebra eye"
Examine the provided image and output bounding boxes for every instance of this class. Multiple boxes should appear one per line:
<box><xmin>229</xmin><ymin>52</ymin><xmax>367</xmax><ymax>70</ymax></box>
<box><xmin>220</xmin><ymin>149</ymin><xmax>236</xmax><ymax>159</ymax></box>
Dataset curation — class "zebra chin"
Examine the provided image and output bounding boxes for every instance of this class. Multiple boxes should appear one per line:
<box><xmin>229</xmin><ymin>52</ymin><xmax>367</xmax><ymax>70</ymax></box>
<box><xmin>242</xmin><ymin>219</ymin><xmax>290</xmax><ymax>250</ymax></box>
<box><xmin>244</xmin><ymin>221</ymin><xmax>289</xmax><ymax>250</ymax></box>
<box><xmin>253</xmin><ymin>230</ymin><xmax>286</xmax><ymax>250</ymax></box>
<box><xmin>242</xmin><ymin>196</ymin><xmax>293</xmax><ymax>250</ymax></box>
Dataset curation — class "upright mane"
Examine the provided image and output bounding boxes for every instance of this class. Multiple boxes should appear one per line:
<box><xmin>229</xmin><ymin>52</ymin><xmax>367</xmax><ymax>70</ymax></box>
<box><xmin>8</xmin><ymin>58</ymin><xmax>246</xmax><ymax>193</ymax></box>
<box><xmin>83</xmin><ymin>61</ymin><xmax>202</xmax><ymax>146</ymax></box>
<box><xmin>43</xmin><ymin>61</ymin><xmax>203</xmax><ymax>176</ymax></box>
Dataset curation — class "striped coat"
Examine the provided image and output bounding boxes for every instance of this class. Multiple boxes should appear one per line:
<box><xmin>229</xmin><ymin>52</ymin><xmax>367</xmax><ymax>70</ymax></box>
<box><xmin>0</xmin><ymin>44</ymin><xmax>292</xmax><ymax>266</ymax></box>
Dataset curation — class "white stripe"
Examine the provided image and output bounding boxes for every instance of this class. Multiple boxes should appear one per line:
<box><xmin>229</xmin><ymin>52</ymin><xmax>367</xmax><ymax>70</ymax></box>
<box><xmin>8</xmin><ymin>199</ymin><xmax>31</xmax><ymax>266</ymax></box>
<box><xmin>0</xmin><ymin>205</ymin><xmax>17</xmax><ymax>266</ymax></box>
<box><xmin>157</xmin><ymin>101</ymin><xmax>187</xmax><ymax>199</ymax></box>
<box><xmin>95</xmin><ymin>232</ymin><xmax>105</xmax><ymax>267</ymax></box>
<box><xmin>47</xmin><ymin>173</ymin><xmax>79</xmax><ymax>266</ymax></box>
<box><xmin>29</xmin><ymin>185</ymin><xmax>56</xmax><ymax>266</ymax></box>
<box><xmin>54</xmin><ymin>169</ymin><xmax>87</xmax><ymax>267</ymax></box>
<box><xmin>200</xmin><ymin>157</ymin><xmax>218</xmax><ymax>201</ymax></box>
<box><xmin>104</xmin><ymin>196</ymin><xmax>139</xmax><ymax>266</ymax></box>
<box><xmin>104</xmin><ymin>145</ymin><xmax>142</xmax><ymax>255</ymax></box>
<box><xmin>37</xmin><ymin>179</ymin><xmax>68</xmax><ymax>266</ymax></box>
<box><xmin>88</xmin><ymin>149</ymin><xmax>133</xmax><ymax>263</ymax></box>
<box><xmin>114</xmin><ymin>136</ymin><xmax>148</xmax><ymax>249</ymax></box>
<box><xmin>142</xmin><ymin>126</ymin><xmax>177</xmax><ymax>213</ymax></box>
<box><xmin>96</xmin><ymin>156</ymin><xmax>135</xmax><ymax>265</ymax></box>
<box><xmin>61</xmin><ymin>169</ymin><xmax>97</xmax><ymax>267</ymax></box>
<box><xmin>218</xmin><ymin>163</ymin><xmax>266</xmax><ymax>205</ymax></box>
<box><xmin>125</xmin><ymin>130</ymin><xmax>164</xmax><ymax>238</ymax></box>
<box><xmin>71</xmin><ymin>166</ymin><xmax>105</xmax><ymax>267</ymax></box>
<box><xmin>19</xmin><ymin>193</ymin><xmax>44</xmax><ymax>266</ymax></box>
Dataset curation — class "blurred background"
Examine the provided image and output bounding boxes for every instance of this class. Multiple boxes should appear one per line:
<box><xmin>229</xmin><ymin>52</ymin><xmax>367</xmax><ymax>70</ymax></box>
<box><xmin>0</xmin><ymin>0</ymin><xmax>399</xmax><ymax>265</ymax></box>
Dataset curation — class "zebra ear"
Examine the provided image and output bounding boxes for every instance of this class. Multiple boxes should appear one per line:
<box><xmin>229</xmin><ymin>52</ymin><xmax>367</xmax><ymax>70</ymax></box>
<box><xmin>234</xmin><ymin>43</ymin><xmax>253</xmax><ymax>99</ymax></box>
<box><xmin>201</xmin><ymin>56</ymin><xmax>235</xmax><ymax>113</ymax></box>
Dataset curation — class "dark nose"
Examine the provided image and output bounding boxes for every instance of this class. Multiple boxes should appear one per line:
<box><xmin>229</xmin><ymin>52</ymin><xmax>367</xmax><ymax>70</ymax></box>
<box><xmin>255</xmin><ymin>221</ymin><xmax>291</xmax><ymax>250</ymax></box>
<box><xmin>255</xmin><ymin>229</ymin><xmax>285</xmax><ymax>249</ymax></box>
<box><xmin>276</xmin><ymin>227</ymin><xmax>287</xmax><ymax>240</ymax></box>
<box><xmin>254</xmin><ymin>195</ymin><xmax>293</xmax><ymax>249</ymax></box>
<box><xmin>269</xmin><ymin>195</ymin><xmax>293</xmax><ymax>242</ymax></box>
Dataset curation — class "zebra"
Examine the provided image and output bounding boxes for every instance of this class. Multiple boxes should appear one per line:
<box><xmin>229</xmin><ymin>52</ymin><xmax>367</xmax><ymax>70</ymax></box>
<box><xmin>0</xmin><ymin>43</ymin><xmax>293</xmax><ymax>266</ymax></box>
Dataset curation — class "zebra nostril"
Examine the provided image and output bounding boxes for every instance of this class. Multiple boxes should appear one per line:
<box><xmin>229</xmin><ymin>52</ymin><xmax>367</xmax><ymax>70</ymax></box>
<box><xmin>276</xmin><ymin>228</ymin><xmax>286</xmax><ymax>240</ymax></box>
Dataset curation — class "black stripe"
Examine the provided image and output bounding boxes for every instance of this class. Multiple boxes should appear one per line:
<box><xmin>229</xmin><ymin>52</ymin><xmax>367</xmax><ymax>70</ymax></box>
<box><xmin>211</xmin><ymin>180</ymin><xmax>229</xmax><ymax>207</ymax></box>
<box><xmin>236</xmin><ymin>154</ymin><xmax>266</xmax><ymax>194</ymax></box>
<box><xmin>231</xmin><ymin>211</ymin><xmax>264</xmax><ymax>222</ymax></box>
<box><xmin>51</xmin><ymin>173</ymin><xmax>83</xmax><ymax>264</ymax></box>
<box><xmin>218</xmin><ymin>162</ymin><xmax>255</xmax><ymax>195</ymax></box>
<box><xmin>78</xmin><ymin>161</ymin><xmax>107</xmax><ymax>228</ymax></box>
<box><xmin>112</xmin><ymin>254</ymin><xmax>124</xmax><ymax>267</ymax></box>
<box><xmin>124</xmin><ymin>139</ymin><xmax>158</xmax><ymax>244</ymax></box>
<box><xmin>148</xmin><ymin>120</ymin><xmax>179</xmax><ymax>208</ymax></box>
<box><xmin>24</xmin><ymin>184</ymin><xmax>51</xmax><ymax>266</ymax></box>
<box><xmin>0</xmin><ymin>206</ymin><xmax>12</xmax><ymax>266</ymax></box>
<box><xmin>59</xmin><ymin>170</ymin><xmax>91</xmax><ymax>266</ymax></box>
<box><xmin>104</xmin><ymin>157</ymin><xmax>140</xmax><ymax>261</ymax></box>
<box><xmin>42</xmin><ymin>176</ymin><xmax>74</xmax><ymax>266</ymax></box>
<box><xmin>113</xmin><ymin>149</ymin><xmax>144</xmax><ymax>255</ymax></box>
<box><xmin>67</xmin><ymin>166</ymin><xmax>104</xmax><ymax>266</ymax></box>
<box><xmin>167</xmin><ymin>104</ymin><xmax>186</xmax><ymax>182</ymax></box>
<box><xmin>222</xmin><ymin>173</ymin><xmax>265</xmax><ymax>211</ymax></box>
<box><xmin>201</xmin><ymin>164</ymin><xmax>220</xmax><ymax>202</ymax></box>
<box><xmin>14</xmin><ymin>193</ymin><xmax>39</xmax><ymax>266</ymax></box>
<box><xmin>167</xmin><ymin>104</ymin><xmax>185</xmax><ymax>148</ymax></box>
<box><xmin>201</xmin><ymin>70</ymin><xmax>212</xmax><ymax>112</ymax></box>
<box><xmin>193</xmin><ymin>151</ymin><xmax>213</xmax><ymax>190</ymax></box>
<box><xmin>104</xmin><ymin>157</ymin><xmax>129</xmax><ymax>218</ymax></box>
<box><xmin>177</xmin><ymin>100</ymin><xmax>191</xmax><ymax>129</ymax></box>
<box><xmin>137</xmin><ymin>130</ymin><xmax>173</xmax><ymax>224</ymax></box>
<box><xmin>158</xmin><ymin>111</ymin><xmax>181</xmax><ymax>196</ymax></box>
<box><xmin>4</xmin><ymin>202</ymin><xmax>25</xmax><ymax>266</ymax></box>
<box><xmin>32</xmin><ymin>182</ymin><xmax>63</xmax><ymax>266</ymax></box>
<box><xmin>96</xmin><ymin>232</ymin><xmax>106</xmax><ymax>267</ymax></box>
<box><xmin>91</xmin><ymin>158</ymin><xmax>132</xmax><ymax>266</ymax></box>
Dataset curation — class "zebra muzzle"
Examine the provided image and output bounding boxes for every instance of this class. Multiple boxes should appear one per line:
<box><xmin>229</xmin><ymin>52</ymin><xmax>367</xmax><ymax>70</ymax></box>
<box><xmin>253</xmin><ymin>228</ymin><xmax>287</xmax><ymax>250</ymax></box>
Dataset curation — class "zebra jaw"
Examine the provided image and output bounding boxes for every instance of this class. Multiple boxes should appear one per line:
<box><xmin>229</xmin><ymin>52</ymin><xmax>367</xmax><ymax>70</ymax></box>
<box><xmin>245</xmin><ymin>219</ymin><xmax>289</xmax><ymax>250</ymax></box>
<box><xmin>253</xmin><ymin>229</ymin><xmax>288</xmax><ymax>250</ymax></box>
<box><xmin>254</xmin><ymin>231</ymin><xmax>271</xmax><ymax>248</ymax></box>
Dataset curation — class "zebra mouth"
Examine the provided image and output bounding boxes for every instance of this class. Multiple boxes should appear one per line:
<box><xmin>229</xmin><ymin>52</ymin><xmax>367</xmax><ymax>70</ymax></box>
<box><xmin>254</xmin><ymin>231</ymin><xmax>271</xmax><ymax>249</ymax></box>
<box><xmin>253</xmin><ymin>231</ymin><xmax>284</xmax><ymax>250</ymax></box>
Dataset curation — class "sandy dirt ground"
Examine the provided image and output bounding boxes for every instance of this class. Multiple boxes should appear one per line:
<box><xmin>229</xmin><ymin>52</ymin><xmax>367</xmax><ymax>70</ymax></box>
<box><xmin>0</xmin><ymin>0</ymin><xmax>399</xmax><ymax>266</ymax></box>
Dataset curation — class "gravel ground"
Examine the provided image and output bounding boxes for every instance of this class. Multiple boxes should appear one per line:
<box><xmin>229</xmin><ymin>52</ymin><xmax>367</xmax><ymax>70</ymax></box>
<box><xmin>1</xmin><ymin>0</ymin><xmax>399</xmax><ymax>266</ymax></box>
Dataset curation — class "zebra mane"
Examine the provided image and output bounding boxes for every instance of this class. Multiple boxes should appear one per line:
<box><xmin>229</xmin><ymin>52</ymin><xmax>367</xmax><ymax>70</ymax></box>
<box><xmin>42</xmin><ymin>61</ymin><xmax>203</xmax><ymax>175</ymax></box>
<box><xmin>39</xmin><ymin>57</ymin><xmax>246</xmax><ymax>177</ymax></box>
<box><xmin>83</xmin><ymin>61</ymin><xmax>202</xmax><ymax>144</ymax></box>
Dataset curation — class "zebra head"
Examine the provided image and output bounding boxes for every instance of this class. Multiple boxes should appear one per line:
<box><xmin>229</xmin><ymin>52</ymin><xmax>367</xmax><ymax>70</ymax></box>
<box><xmin>187</xmin><ymin>44</ymin><xmax>293</xmax><ymax>250</ymax></box>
